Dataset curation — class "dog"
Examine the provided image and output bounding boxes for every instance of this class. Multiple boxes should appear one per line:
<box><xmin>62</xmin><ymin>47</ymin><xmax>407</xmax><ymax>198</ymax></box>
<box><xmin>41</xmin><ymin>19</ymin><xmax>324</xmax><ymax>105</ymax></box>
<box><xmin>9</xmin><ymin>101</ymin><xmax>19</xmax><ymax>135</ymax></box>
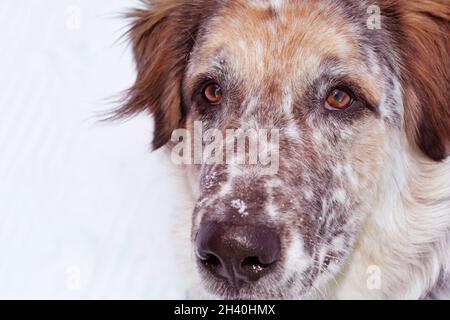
<box><xmin>115</xmin><ymin>0</ymin><xmax>450</xmax><ymax>299</ymax></box>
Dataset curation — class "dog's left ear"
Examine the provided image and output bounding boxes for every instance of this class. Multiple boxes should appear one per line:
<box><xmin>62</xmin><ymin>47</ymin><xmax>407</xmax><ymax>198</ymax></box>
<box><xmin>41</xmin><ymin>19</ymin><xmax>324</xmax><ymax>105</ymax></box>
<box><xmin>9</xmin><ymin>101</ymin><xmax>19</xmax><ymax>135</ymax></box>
<box><xmin>394</xmin><ymin>0</ymin><xmax>450</xmax><ymax>161</ymax></box>
<box><xmin>115</xmin><ymin>0</ymin><xmax>212</xmax><ymax>149</ymax></box>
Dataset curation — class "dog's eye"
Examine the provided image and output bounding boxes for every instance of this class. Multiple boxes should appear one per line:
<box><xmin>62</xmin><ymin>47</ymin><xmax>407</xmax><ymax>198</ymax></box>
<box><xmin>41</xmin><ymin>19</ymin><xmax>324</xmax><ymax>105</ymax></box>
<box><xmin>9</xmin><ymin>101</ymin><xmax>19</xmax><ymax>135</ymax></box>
<box><xmin>202</xmin><ymin>82</ymin><xmax>222</xmax><ymax>105</ymax></box>
<box><xmin>325</xmin><ymin>88</ymin><xmax>353</xmax><ymax>110</ymax></box>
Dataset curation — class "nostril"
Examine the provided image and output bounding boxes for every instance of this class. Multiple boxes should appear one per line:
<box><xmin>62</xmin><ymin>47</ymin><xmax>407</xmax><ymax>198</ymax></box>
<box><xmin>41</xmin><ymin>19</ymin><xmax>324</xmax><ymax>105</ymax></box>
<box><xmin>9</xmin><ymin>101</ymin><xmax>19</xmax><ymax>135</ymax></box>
<box><xmin>198</xmin><ymin>252</ymin><xmax>231</xmax><ymax>281</ymax></box>
<box><xmin>200</xmin><ymin>253</ymin><xmax>221</xmax><ymax>268</ymax></box>
<box><xmin>241</xmin><ymin>256</ymin><xmax>274</xmax><ymax>273</ymax></box>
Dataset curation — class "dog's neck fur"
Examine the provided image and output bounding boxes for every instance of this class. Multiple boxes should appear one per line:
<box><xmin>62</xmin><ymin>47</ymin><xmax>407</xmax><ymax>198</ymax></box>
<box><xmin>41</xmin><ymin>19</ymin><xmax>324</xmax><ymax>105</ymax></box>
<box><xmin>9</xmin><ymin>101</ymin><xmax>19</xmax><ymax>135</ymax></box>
<box><xmin>310</xmin><ymin>146</ymin><xmax>450</xmax><ymax>299</ymax></box>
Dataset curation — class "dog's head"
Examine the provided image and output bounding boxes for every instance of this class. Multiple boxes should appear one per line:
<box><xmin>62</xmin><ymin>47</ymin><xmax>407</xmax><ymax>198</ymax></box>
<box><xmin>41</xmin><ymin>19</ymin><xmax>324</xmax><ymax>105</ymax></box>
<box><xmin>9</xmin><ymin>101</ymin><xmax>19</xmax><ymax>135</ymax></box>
<box><xmin>118</xmin><ymin>0</ymin><xmax>449</xmax><ymax>299</ymax></box>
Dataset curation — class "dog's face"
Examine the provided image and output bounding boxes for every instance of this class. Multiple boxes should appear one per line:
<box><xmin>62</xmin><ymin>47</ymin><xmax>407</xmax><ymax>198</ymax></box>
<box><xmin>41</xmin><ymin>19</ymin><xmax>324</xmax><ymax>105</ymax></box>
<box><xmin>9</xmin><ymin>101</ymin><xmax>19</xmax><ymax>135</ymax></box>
<box><xmin>119</xmin><ymin>0</ymin><xmax>449</xmax><ymax>299</ymax></box>
<box><xmin>184</xmin><ymin>1</ymin><xmax>400</xmax><ymax>299</ymax></box>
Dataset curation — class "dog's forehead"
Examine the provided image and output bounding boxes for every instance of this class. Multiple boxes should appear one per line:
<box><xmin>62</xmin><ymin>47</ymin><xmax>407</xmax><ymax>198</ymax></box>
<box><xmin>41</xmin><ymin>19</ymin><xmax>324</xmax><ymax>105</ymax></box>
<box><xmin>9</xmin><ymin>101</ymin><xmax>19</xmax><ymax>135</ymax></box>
<box><xmin>188</xmin><ymin>0</ymin><xmax>374</xmax><ymax>92</ymax></box>
<box><xmin>248</xmin><ymin>0</ymin><xmax>285</xmax><ymax>10</ymax></box>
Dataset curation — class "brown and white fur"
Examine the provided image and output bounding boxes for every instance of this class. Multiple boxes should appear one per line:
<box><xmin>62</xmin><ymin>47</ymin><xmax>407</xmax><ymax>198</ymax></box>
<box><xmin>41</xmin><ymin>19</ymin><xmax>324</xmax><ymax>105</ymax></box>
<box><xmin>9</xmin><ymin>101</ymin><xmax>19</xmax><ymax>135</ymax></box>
<box><xmin>115</xmin><ymin>0</ymin><xmax>450</xmax><ymax>299</ymax></box>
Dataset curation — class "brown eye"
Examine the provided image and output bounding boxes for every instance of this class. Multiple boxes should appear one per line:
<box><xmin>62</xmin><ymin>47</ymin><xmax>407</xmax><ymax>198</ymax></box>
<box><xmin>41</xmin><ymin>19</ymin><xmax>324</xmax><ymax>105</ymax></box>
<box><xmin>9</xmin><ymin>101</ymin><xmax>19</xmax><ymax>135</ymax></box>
<box><xmin>325</xmin><ymin>88</ymin><xmax>352</xmax><ymax>110</ymax></box>
<box><xmin>202</xmin><ymin>83</ymin><xmax>222</xmax><ymax>105</ymax></box>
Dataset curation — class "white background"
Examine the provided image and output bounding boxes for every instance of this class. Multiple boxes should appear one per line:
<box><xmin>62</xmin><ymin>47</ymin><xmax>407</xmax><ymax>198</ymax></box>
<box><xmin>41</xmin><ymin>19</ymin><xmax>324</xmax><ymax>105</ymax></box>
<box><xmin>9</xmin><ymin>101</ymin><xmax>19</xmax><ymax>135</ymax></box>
<box><xmin>0</xmin><ymin>0</ymin><xmax>184</xmax><ymax>299</ymax></box>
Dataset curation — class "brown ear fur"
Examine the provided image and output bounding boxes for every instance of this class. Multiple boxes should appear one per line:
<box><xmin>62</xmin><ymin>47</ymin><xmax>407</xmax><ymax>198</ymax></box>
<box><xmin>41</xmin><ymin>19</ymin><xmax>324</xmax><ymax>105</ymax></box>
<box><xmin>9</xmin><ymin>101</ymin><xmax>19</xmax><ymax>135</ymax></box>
<box><xmin>116</xmin><ymin>0</ymin><xmax>213</xmax><ymax>149</ymax></box>
<box><xmin>393</xmin><ymin>0</ymin><xmax>450</xmax><ymax>161</ymax></box>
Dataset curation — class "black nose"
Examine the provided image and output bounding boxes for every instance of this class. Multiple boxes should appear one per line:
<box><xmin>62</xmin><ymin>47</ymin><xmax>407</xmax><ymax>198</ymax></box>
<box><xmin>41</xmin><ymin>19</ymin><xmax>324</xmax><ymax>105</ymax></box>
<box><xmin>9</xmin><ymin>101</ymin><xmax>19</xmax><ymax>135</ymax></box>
<box><xmin>195</xmin><ymin>221</ymin><xmax>281</xmax><ymax>288</ymax></box>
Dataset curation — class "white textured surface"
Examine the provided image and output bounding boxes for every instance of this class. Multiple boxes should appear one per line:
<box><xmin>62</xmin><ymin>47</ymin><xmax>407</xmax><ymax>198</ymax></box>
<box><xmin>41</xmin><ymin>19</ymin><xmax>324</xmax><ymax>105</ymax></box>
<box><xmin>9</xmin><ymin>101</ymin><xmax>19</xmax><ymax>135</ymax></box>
<box><xmin>0</xmin><ymin>0</ymin><xmax>184</xmax><ymax>299</ymax></box>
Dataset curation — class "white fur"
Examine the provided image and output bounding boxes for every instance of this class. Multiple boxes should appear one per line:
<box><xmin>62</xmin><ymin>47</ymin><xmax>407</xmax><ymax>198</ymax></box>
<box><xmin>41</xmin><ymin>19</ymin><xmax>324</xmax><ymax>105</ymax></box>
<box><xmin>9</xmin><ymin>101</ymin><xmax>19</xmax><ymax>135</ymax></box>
<box><xmin>166</xmin><ymin>135</ymin><xmax>450</xmax><ymax>299</ymax></box>
<box><xmin>307</xmin><ymin>141</ymin><xmax>450</xmax><ymax>299</ymax></box>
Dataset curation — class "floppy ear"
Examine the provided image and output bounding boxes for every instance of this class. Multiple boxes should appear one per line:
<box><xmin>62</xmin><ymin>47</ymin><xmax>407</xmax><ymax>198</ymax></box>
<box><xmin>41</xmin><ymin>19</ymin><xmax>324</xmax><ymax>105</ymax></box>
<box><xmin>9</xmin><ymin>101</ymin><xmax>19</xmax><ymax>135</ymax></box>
<box><xmin>116</xmin><ymin>0</ymin><xmax>211</xmax><ymax>149</ymax></box>
<box><xmin>396</xmin><ymin>0</ymin><xmax>450</xmax><ymax>161</ymax></box>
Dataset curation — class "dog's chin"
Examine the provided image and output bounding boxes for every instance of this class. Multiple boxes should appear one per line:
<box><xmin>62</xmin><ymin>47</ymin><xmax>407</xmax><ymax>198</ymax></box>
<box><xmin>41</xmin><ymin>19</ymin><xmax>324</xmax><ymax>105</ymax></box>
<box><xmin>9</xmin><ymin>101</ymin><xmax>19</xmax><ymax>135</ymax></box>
<box><xmin>202</xmin><ymin>284</ymin><xmax>281</xmax><ymax>300</ymax></box>
<box><xmin>197</xmin><ymin>270</ymin><xmax>313</xmax><ymax>300</ymax></box>
<box><xmin>196</xmin><ymin>265</ymin><xmax>343</xmax><ymax>300</ymax></box>
<box><xmin>200</xmin><ymin>282</ymin><xmax>309</xmax><ymax>300</ymax></box>
<box><xmin>197</xmin><ymin>273</ymin><xmax>269</xmax><ymax>299</ymax></box>
<box><xmin>195</xmin><ymin>264</ymin><xmax>282</xmax><ymax>299</ymax></box>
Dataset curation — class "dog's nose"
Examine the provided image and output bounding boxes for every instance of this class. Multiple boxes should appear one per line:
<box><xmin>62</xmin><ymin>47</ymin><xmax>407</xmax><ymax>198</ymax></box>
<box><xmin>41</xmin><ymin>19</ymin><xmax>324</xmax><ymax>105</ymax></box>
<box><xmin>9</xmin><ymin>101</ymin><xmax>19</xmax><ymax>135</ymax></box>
<box><xmin>195</xmin><ymin>221</ymin><xmax>281</xmax><ymax>288</ymax></box>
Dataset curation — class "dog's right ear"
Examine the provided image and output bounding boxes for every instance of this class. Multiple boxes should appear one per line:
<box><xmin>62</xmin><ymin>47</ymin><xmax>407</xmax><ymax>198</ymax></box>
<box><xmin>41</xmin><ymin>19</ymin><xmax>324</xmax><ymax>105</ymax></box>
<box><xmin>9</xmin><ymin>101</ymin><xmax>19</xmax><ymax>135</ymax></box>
<box><xmin>115</xmin><ymin>0</ymin><xmax>211</xmax><ymax>149</ymax></box>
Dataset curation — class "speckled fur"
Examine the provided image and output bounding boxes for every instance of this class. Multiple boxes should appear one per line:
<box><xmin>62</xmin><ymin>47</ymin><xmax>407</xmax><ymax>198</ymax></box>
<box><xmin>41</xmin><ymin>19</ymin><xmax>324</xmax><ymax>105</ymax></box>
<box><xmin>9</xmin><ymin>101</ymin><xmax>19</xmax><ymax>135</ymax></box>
<box><xmin>119</xmin><ymin>0</ymin><xmax>450</xmax><ymax>299</ymax></box>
